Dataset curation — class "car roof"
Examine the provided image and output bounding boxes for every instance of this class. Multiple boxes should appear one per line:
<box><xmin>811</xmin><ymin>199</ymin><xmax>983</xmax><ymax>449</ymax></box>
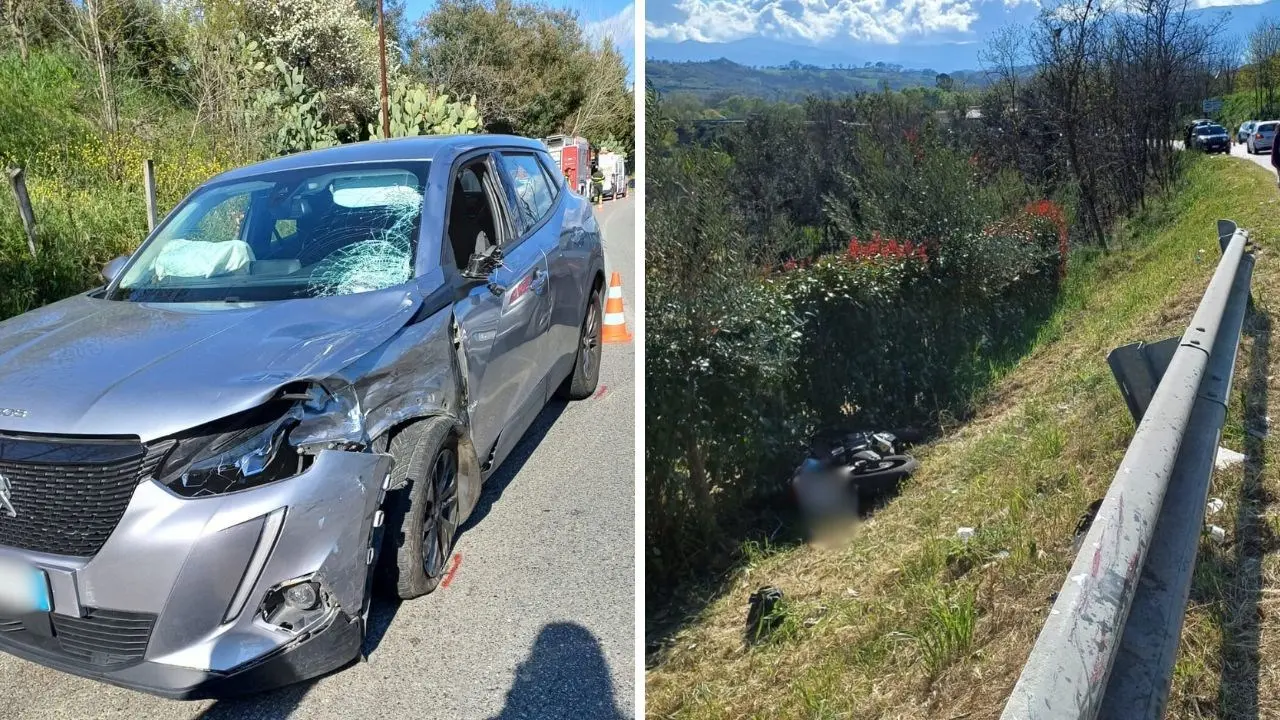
<box><xmin>208</xmin><ymin>134</ymin><xmax>546</xmax><ymax>184</ymax></box>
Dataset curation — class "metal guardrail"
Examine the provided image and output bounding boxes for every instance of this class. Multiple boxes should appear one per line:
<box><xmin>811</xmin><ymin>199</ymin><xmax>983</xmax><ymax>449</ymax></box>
<box><xmin>1000</xmin><ymin>220</ymin><xmax>1257</xmax><ymax>720</ymax></box>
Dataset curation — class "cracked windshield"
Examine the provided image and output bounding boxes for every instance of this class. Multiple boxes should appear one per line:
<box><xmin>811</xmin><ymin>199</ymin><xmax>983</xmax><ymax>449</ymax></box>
<box><xmin>112</xmin><ymin>163</ymin><xmax>428</xmax><ymax>302</ymax></box>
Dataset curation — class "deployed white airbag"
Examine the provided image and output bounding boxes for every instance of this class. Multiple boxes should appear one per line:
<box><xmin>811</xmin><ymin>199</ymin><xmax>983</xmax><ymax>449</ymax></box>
<box><xmin>153</xmin><ymin>239</ymin><xmax>255</xmax><ymax>281</ymax></box>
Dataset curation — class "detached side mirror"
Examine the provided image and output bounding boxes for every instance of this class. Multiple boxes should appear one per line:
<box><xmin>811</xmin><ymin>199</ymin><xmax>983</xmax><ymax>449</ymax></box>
<box><xmin>101</xmin><ymin>255</ymin><xmax>129</xmax><ymax>284</ymax></box>
<box><xmin>462</xmin><ymin>245</ymin><xmax>505</xmax><ymax>295</ymax></box>
<box><xmin>463</xmin><ymin>245</ymin><xmax>503</xmax><ymax>279</ymax></box>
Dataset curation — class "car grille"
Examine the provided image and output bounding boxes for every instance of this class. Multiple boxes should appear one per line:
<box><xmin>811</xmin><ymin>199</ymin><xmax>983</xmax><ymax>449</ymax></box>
<box><xmin>0</xmin><ymin>608</ymin><xmax>156</xmax><ymax>669</ymax></box>
<box><xmin>0</xmin><ymin>435</ymin><xmax>164</xmax><ymax>557</ymax></box>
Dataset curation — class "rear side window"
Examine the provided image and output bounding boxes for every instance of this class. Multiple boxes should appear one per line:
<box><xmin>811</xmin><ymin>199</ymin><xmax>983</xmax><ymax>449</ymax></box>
<box><xmin>500</xmin><ymin>152</ymin><xmax>555</xmax><ymax>232</ymax></box>
<box><xmin>1261</xmin><ymin>123</ymin><xmax>1278</xmax><ymax>132</ymax></box>
<box><xmin>537</xmin><ymin>152</ymin><xmax>563</xmax><ymax>196</ymax></box>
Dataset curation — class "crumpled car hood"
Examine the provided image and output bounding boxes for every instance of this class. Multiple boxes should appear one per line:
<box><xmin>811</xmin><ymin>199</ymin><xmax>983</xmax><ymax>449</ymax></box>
<box><xmin>0</xmin><ymin>289</ymin><xmax>421</xmax><ymax>441</ymax></box>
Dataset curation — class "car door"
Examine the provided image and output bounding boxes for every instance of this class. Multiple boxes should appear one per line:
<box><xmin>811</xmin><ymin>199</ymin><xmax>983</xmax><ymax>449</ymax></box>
<box><xmin>494</xmin><ymin>150</ymin><xmax>566</xmax><ymax>388</ymax></box>
<box><xmin>450</xmin><ymin>153</ymin><xmax>553</xmax><ymax>469</ymax></box>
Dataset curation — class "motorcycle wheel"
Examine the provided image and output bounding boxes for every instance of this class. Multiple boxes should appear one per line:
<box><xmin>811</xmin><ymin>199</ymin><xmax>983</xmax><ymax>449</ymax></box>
<box><xmin>847</xmin><ymin>455</ymin><xmax>919</xmax><ymax>497</ymax></box>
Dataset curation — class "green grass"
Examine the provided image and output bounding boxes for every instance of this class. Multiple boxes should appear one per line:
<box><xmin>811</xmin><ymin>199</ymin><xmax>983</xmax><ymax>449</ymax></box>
<box><xmin>646</xmin><ymin>155</ymin><xmax>1280</xmax><ymax>719</ymax></box>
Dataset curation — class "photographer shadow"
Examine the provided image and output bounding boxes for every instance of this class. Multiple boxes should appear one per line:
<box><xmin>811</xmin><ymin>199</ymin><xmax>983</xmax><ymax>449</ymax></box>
<box><xmin>490</xmin><ymin>622</ymin><xmax>627</xmax><ymax>720</ymax></box>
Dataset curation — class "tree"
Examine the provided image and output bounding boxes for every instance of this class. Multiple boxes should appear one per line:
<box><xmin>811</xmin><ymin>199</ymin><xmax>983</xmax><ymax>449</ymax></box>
<box><xmin>49</xmin><ymin>0</ymin><xmax>133</xmax><ymax>133</ymax></box>
<box><xmin>935</xmin><ymin>72</ymin><xmax>954</xmax><ymax>91</ymax></box>
<box><xmin>354</xmin><ymin>0</ymin><xmax>408</xmax><ymax>52</ymax></box>
<box><xmin>568</xmin><ymin>41</ymin><xmax>632</xmax><ymax>150</ymax></box>
<box><xmin>1032</xmin><ymin>0</ymin><xmax>1110</xmax><ymax>246</ymax></box>
<box><xmin>2</xmin><ymin>0</ymin><xmax>36</xmax><ymax>60</ymax></box>
<box><xmin>410</xmin><ymin>0</ymin><xmax>630</xmax><ymax>143</ymax></box>
<box><xmin>239</xmin><ymin>0</ymin><xmax>383</xmax><ymax>131</ymax></box>
<box><xmin>1247</xmin><ymin>19</ymin><xmax>1280</xmax><ymax>117</ymax></box>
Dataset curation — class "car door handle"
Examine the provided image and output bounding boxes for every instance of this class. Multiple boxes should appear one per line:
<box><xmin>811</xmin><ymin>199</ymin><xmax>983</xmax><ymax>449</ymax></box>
<box><xmin>530</xmin><ymin>270</ymin><xmax>548</xmax><ymax>296</ymax></box>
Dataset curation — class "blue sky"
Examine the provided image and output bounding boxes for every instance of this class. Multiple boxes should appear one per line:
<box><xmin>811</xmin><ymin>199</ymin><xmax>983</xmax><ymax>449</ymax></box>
<box><xmin>645</xmin><ymin>0</ymin><xmax>1279</xmax><ymax>71</ymax></box>
<box><xmin>404</xmin><ymin>0</ymin><xmax>635</xmax><ymax>73</ymax></box>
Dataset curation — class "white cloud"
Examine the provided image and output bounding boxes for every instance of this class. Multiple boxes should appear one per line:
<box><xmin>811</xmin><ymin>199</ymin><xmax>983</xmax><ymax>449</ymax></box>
<box><xmin>1190</xmin><ymin>0</ymin><xmax>1268</xmax><ymax>6</ymax></box>
<box><xmin>585</xmin><ymin>2</ymin><xmax>636</xmax><ymax>49</ymax></box>
<box><xmin>646</xmin><ymin>0</ymin><xmax>1040</xmax><ymax>45</ymax></box>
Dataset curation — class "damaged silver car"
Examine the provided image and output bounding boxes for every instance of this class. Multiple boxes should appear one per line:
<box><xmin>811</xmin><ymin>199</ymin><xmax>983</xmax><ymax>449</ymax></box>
<box><xmin>0</xmin><ymin>135</ymin><xmax>606</xmax><ymax>697</ymax></box>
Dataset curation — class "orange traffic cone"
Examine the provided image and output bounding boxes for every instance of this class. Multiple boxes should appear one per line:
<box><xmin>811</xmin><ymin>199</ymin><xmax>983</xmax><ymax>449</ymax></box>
<box><xmin>601</xmin><ymin>271</ymin><xmax>632</xmax><ymax>343</ymax></box>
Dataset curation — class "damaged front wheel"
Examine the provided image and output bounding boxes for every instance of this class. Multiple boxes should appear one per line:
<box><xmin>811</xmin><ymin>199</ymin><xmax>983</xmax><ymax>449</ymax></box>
<box><xmin>377</xmin><ymin>417</ymin><xmax>460</xmax><ymax>599</ymax></box>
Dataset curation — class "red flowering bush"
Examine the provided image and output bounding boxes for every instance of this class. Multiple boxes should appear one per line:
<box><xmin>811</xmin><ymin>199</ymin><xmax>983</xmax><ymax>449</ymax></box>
<box><xmin>1023</xmin><ymin>199</ymin><xmax>1069</xmax><ymax>279</ymax></box>
<box><xmin>846</xmin><ymin>231</ymin><xmax>929</xmax><ymax>264</ymax></box>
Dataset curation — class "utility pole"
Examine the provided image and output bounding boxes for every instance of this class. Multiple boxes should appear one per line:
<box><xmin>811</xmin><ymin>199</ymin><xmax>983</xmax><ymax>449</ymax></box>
<box><xmin>377</xmin><ymin>0</ymin><xmax>391</xmax><ymax>138</ymax></box>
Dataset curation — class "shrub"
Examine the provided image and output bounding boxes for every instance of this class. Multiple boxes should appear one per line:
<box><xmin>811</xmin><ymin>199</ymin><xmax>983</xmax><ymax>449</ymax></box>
<box><xmin>646</xmin><ymin>105</ymin><xmax>1065</xmax><ymax>602</ymax></box>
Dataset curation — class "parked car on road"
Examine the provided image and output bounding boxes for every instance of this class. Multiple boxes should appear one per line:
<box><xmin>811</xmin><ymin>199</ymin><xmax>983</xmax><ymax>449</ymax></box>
<box><xmin>1191</xmin><ymin>124</ymin><xmax>1230</xmax><ymax>153</ymax></box>
<box><xmin>1237</xmin><ymin>120</ymin><xmax>1256</xmax><ymax>144</ymax></box>
<box><xmin>0</xmin><ymin>135</ymin><xmax>606</xmax><ymax>698</ymax></box>
<box><xmin>1185</xmin><ymin>118</ymin><xmax>1214</xmax><ymax>145</ymax></box>
<box><xmin>1247</xmin><ymin>121</ymin><xmax>1278</xmax><ymax>154</ymax></box>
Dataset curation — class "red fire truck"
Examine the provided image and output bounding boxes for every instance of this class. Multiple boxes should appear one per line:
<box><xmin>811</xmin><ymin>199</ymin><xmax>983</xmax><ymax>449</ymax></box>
<box><xmin>543</xmin><ymin>134</ymin><xmax>591</xmax><ymax>196</ymax></box>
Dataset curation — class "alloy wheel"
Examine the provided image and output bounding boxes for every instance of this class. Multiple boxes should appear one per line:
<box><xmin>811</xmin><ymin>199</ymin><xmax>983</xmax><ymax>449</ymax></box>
<box><xmin>581</xmin><ymin>297</ymin><xmax>601</xmax><ymax>376</ymax></box>
<box><xmin>422</xmin><ymin>448</ymin><xmax>459</xmax><ymax>578</ymax></box>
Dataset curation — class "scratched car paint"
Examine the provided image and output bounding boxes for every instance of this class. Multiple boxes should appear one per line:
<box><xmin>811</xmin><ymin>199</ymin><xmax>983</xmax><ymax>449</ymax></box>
<box><xmin>0</xmin><ymin>135</ymin><xmax>606</xmax><ymax>698</ymax></box>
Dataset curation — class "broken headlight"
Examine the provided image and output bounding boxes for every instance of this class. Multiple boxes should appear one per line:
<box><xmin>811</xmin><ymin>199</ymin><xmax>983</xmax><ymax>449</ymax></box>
<box><xmin>158</xmin><ymin>407</ymin><xmax>306</xmax><ymax>497</ymax></box>
<box><xmin>153</xmin><ymin>384</ymin><xmax>366</xmax><ymax>498</ymax></box>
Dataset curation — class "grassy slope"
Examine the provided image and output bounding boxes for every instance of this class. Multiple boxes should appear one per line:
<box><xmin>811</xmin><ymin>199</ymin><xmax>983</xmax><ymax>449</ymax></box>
<box><xmin>646</xmin><ymin>155</ymin><xmax>1280</xmax><ymax>719</ymax></box>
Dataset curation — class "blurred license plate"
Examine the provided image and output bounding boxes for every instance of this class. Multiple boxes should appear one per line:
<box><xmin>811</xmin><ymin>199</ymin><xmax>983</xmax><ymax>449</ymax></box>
<box><xmin>0</xmin><ymin>557</ymin><xmax>50</xmax><ymax>615</ymax></box>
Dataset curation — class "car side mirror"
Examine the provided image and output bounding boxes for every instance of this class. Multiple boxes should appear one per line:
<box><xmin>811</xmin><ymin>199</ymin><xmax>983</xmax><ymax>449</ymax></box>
<box><xmin>462</xmin><ymin>245</ymin><xmax>503</xmax><ymax>280</ymax></box>
<box><xmin>101</xmin><ymin>255</ymin><xmax>128</xmax><ymax>284</ymax></box>
<box><xmin>462</xmin><ymin>245</ymin><xmax>506</xmax><ymax>295</ymax></box>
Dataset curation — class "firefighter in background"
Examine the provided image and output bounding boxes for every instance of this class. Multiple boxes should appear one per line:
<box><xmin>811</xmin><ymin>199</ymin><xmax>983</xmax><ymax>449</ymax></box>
<box><xmin>589</xmin><ymin>159</ymin><xmax>605</xmax><ymax>203</ymax></box>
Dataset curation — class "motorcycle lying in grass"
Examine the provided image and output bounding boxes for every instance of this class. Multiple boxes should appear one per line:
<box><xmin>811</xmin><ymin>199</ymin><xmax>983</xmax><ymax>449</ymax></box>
<box><xmin>791</xmin><ymin>431</ymin><xmax>920</xmax><ymax>527</ymax></box>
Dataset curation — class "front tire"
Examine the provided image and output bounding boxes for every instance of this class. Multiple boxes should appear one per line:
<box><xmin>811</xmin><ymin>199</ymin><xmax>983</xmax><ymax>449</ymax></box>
<box><xmin>557</xmin><ymin>286</ymin><xmax>603</xmax><ymax>400</ymax></box>
<box><xmin>378</xmin><ymin>417</ymin><xmax>460</xmax><ymax>600</ymax></box>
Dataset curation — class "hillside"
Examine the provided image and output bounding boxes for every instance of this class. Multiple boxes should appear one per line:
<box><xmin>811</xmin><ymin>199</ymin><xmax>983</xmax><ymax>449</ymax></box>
<box><xmin>646</xmin><ymin>58</ymin><xmax>991</xmax><ymax>102</ymax></box>
<box><xmin>645</xmin><ymin>155</ymin><xmax>1280</xmax><ymax>719</ymax></box>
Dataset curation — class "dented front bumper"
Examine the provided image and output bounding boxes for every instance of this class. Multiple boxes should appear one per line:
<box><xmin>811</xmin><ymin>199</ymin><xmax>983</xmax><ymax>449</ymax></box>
<box><xmin>0</xmin><ymin>449</ymin><xmax>392</xmax><ymax>699</ymax></box>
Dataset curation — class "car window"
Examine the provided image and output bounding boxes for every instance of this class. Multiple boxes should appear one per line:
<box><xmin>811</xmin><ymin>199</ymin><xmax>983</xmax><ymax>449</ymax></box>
<box><xmin>1261</xmin><ymin>122</ymin><xmax>1278</xmax><ymax>132</ymax></box>
<box><xmin>446</xmin><ymin>159</ymin><xmax>506</xmax><ymax>265</ymax></box>
<box><xmin>500</xmin><ymin>152</ymin><xmax>555</xmax><ymax>232</ymax></box>
<box><xmin>537</xmin><ymin>152</ymin><xmax>562</xmax><ymax>199</ymax></box>
<box><xmin>112</xmin><ymin>161</ymin><xmax>430</xmax><ymax>302</ymax></box>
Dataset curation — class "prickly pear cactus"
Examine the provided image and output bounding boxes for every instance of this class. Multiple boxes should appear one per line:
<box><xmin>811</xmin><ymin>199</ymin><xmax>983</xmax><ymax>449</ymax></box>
<box><xmin>596</xmin><ymin>135</ymin><xmax>626</xmax><ymax>155</ymax></box>
<box><xmin>369</xmin><ymin>84</ymin><xmax>483</xmax><ymax>138</ymax></box>
<box><xmin>252</xmin><ymin>55</ymin><xmax>338</xmax><ymax>155</ymax></box>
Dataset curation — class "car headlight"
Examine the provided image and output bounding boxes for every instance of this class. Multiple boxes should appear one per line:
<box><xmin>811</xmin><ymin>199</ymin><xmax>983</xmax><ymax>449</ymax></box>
<box><xmin>152</xmin><ymin>383</ymin><xmax>362</xmax><ymax>498</ymax></box>
<box><xmin>153</xmin><ymin>403</ymin><xmax>305</xmax><ymax>498</ymax></box>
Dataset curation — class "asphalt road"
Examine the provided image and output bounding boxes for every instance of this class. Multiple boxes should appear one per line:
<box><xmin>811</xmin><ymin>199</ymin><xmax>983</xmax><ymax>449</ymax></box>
<box><xmin>0</xmin><ymin>194</ymin><xmax>637</xmax><ymax>720</ymax></box>
<box><xmin>1232</xmin><ymin>138</ymin><xmax>1278</xmax><ymax>173</ymax></box>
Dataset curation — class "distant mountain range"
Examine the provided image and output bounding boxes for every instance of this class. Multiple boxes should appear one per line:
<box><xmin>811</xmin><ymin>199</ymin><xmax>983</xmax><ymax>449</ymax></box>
<box><xmin>647</xmin><ymin>0</ymin><xmax>1280</xmax><ymax>78</ymax></box>
<box><xmin>648</xmin><ymin>37</ymin><xmax>990</xmax><ymax>74</ymax></box>
<box><xmin>647</xmin><ymin>58</ymin><xmax>995</xmax><ymax>102</ymax></box>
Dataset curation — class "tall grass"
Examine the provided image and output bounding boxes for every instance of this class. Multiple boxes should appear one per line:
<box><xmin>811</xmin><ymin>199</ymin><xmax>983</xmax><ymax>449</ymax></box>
<box><xmin>0</xmin><ymin>49</ymin><xmax>243</xmax><ymax>320</ymax></box>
